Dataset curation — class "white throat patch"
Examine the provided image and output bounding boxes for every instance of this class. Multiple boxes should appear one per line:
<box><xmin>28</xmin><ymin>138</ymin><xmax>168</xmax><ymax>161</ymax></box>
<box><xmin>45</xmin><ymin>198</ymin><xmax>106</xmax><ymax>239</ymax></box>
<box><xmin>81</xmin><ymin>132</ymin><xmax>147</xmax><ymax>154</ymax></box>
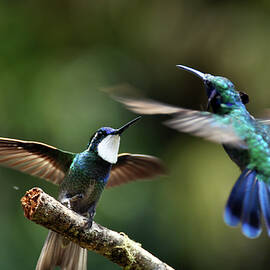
<box><xmin>97</xmin><ymin>135</ymin><xmax>120</xmax><ymax>164</ymax></box>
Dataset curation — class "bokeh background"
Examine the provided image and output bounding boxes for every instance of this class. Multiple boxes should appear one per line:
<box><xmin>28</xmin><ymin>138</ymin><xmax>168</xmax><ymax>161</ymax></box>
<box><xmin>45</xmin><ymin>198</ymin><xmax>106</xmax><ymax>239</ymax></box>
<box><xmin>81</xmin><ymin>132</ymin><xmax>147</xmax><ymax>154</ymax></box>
<box><xmin>1</xmin><ymin>1</ymin><xmax>270</xmax><ymax>269</ymax></box>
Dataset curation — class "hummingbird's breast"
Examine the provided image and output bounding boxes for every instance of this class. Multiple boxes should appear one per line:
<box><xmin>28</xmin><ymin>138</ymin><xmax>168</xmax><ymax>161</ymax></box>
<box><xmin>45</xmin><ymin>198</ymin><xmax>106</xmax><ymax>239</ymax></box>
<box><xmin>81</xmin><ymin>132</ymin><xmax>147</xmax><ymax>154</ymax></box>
<box><xmin>225</xmin><ymin>109</ymin><xmax>270</xmax><ymax>180</ymax></box>
<box><xmin>246</xmin><ymin>120</ymin><xmax>270</xmax><ymax>179</ymax></box>
<box><xmin>221</xmin><ymin>106</ymin><xmax>251</xmax><ymax>170</ymax></box>
<box><xmin>58</xmin><ymin>150</ymin><xmax>112</xmax><ymax>213</ymax></box>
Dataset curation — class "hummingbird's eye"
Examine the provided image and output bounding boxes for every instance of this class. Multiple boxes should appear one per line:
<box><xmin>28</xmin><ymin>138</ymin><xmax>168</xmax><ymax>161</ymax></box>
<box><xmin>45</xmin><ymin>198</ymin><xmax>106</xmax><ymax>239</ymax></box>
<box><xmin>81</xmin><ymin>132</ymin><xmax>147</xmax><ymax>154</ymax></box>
<box><xmin>239</xmin><ymin>91</ymin><xmax>249</xmax><ymax>104</ymax></box>
<box><xmin>98</xmin><ymin>131</ymin><xmax>104</xmax><ymax>137</ymax></box>
<box><xmin>91</xmin><ymin>130</ymin><xmax>103</xmax><ymax>141</ymax></box>
<box><xmin>205</xmin><ymin>80</ymin><xmax>212</xmax><ymax>87</ymax></box>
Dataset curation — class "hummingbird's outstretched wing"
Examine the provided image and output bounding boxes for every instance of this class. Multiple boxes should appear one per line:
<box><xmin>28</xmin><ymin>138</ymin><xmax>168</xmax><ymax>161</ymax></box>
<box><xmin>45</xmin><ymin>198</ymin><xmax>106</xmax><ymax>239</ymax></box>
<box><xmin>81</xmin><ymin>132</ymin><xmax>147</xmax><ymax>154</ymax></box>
<box><xmin>164</xmin><ymin>111</ymin><xmax>244</xmax><ymax>146</ymax></box>
<box><xmin>106</xmin><ymin>153</ymin><xmax>165</xmax><ymax>188</ymax></box>
<box><xmin>114</xmin><ymin>96</ymin><xmax>182</xmax><ymax>114</ymax></box>
<box><xmin>0</xmin><ymin>137</ymin><xmax>75</xmax><ymax>184</ymax></box>
<box><xmin>256</xmin><ymin>119</ymin><xmax>270</xmax><ymax>125</ymax></box>
<box><xmin>115</xmin><ymin>96</ymin><xmax>244</xmax><ymax>146</ymax></box>
<box><xmin>254</xmin><ymin>109</ymin><xmax>270</xmax><ymax>125</ymax></box>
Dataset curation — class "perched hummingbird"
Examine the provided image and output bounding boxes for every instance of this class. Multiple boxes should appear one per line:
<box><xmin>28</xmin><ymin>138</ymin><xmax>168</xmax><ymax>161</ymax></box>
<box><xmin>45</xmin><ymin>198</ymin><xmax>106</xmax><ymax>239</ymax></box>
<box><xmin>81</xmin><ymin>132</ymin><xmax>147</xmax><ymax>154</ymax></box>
<box><xmin>0</xmin><ymin>117</ymin><xmax>165</xmax><ymax>269</ymax></box>
<box><xmin>114</xmin><ymin>65</ymin><xmax>270</xmax><ymax>239</ymax></box>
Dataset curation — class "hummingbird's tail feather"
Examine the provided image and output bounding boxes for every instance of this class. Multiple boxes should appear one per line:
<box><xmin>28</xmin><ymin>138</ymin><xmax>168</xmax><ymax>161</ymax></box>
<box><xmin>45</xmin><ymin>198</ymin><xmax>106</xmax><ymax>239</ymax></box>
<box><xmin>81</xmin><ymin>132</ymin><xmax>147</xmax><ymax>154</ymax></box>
<box><xmin>241</xmin><ymin>171</ymin><xmax>261</xmax><ymax>238</ymax></box>
<box><xmin>258</xmin><ymin>180</ymin><xmax>270</xmax><ymax>237</ymax></box>
<box><xmin>36</xmin><ymin>230</ymin><xmax>87</xmax><ymax>270</ymax></box>
<box><xmin>224</xmin><ymin>169</ymin><xmax>251</xmax><ymax>227</ymax></box>
<box><xmin>224</xmin><ymin>169</ymin><xmax>262</xmax><ymax>238</ymax></box>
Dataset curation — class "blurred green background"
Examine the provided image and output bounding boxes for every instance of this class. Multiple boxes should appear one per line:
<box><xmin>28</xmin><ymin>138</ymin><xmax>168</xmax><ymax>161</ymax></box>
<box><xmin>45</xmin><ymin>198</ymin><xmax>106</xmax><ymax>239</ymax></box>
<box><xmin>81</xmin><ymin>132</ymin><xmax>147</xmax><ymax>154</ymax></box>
<box><xmin>1</xmin><ymin>1</ymin><xmax>270</xmax><ymax>269</ymax></box>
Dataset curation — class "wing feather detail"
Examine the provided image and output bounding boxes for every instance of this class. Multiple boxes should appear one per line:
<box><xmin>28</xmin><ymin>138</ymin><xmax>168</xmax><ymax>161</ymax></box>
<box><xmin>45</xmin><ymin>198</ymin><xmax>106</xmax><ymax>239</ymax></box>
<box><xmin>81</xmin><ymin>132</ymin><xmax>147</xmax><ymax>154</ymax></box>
<box><xmin>114</xmin><ymin>96</ymin><xmax>182</xmax><ymax>114</ymax></box>
<box><xmin>115</xmin><ymin>97</ymin><xmax>243</xmax><ymax>146</ymax></box>
<box><xmin>0</xmin><ymin>137</ymin><xmax>75</xmax><ymax>184</ymax></box>
<box><xmin>106</xmin><ymin>153</ymin><xmax>165</xmax><ymax>188</ymax></box>
<box><xmin>164</xmin><ymin>110</ymin><xmax>243</xmax><ymax>146</ymax></box>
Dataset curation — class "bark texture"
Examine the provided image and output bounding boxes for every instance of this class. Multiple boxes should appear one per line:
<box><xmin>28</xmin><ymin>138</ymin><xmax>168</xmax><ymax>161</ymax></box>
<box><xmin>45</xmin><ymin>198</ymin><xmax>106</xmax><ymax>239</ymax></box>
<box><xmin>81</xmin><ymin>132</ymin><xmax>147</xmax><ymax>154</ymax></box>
<box><xmin>21</xmin><ymin>187</ymin><xmax>175</xmax><ymax>270</ymax></box>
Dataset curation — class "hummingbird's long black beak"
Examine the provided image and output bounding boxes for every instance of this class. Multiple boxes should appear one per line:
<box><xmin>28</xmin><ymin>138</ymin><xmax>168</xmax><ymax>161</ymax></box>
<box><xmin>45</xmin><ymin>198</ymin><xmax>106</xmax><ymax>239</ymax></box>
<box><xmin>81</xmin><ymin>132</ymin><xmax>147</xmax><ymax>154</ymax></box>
<box><xmin>177</xmin><ymin>65</ymin><xmax>216</xmax><ymax>111</ymax></box>
<box><xmin>114</xmin><ymin>116</ymin><xmax>141</xmax><ymax>135</ymax></box>
<box><xmin>176</xmin><ymin>65</ymin><xmax>206</xmax><ymax>81</ymax></box>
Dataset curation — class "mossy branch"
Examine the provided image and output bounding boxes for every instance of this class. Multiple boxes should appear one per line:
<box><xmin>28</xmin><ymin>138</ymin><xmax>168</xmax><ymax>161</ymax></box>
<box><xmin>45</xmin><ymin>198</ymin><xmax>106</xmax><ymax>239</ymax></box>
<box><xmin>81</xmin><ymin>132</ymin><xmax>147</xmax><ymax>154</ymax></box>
<box><xmin>21</xmin><ymin>187</ymin><xmax>175</xmax><ymax>270</ymax></box>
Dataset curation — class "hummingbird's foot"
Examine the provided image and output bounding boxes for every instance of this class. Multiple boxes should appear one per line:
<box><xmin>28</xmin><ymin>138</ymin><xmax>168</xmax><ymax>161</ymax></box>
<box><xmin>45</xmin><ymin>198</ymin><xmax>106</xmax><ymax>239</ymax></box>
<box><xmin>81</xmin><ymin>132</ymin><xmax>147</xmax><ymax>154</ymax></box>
<box><xmin>61</xmin><ymin>197</ymin><xmax>71</xmax><ymax>209</ymax></box>
<box><xmin>86</xmin><ymin>218</ymin><xmax>93</xmax><ymax>229</ymax></box>
<box><xmin>61</xmin><ymin>193</ymin><xmax>84</xmax><ymax>209</ymax></box>
<box><xmin>84</xmin><ymin>203</ymin><xmax>97</xmax><ymax>229</ymax></box>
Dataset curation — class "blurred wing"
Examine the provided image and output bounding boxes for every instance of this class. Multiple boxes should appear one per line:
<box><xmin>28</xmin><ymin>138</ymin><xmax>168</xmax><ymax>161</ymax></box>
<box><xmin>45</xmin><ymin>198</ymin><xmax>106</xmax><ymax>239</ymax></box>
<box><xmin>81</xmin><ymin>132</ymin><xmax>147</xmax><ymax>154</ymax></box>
<box><xmin>106</xmin><ymin>153</ymin><xmax>165</xmax><ymax>188</ymax></box>
<box><xmin>256</xmin><ymin>109</ymin><xmax>270</xmax><ymax>125</ymax></box>
<box><xmin>114</xmin><ymin>96</ymin><xmax>243</xmax><ymax>146</ymax></box>
<box><xmin>257</xmin><ymin>119</ymin><xmax>270</xmax><ymax>126</ymax></box>
<box><xmin>114</xmin><ymin>96</ymin><xmax>182</xmax><ymax>114</ymax></box>
<box><xmin>0</xmin><ymin>137</ymin><xmax>75</xmax><ymax>184</ymax></box>
<box><xmin>165</xmin><ymin>110</ymin><xmax>244</xmax><ymax>146</ymax></box>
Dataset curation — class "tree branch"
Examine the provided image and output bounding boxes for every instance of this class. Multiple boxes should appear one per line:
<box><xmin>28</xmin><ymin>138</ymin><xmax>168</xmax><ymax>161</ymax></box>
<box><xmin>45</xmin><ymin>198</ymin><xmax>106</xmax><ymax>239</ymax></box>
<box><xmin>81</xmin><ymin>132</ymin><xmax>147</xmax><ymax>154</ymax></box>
<box><xmin>21</xmin><ymin>187</ymin><xmax>175</xmax><ymax>270</ymax></box>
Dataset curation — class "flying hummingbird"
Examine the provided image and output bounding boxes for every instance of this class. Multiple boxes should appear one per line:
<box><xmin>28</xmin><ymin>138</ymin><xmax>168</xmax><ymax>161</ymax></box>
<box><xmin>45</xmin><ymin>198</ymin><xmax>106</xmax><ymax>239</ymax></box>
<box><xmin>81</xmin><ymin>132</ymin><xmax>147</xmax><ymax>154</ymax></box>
<box><xmin>114</xmin><ymin>65</ymin><xmax>270</xmax><ymax>239</ymax></box>
<box><xmin>0</xmin><ymin>116</ymin><xmax>165</xmax><ymax>269</ymax></box>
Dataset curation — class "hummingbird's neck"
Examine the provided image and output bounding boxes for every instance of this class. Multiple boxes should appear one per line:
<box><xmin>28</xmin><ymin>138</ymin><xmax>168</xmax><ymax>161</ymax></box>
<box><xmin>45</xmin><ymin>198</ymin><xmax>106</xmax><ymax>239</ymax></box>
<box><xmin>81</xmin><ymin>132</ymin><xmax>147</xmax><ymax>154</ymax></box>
<box><xmin>72</xmin><ymin>150</ymin><xmax>112</xmax><ymax>181</ymax></box>
<box><xmin>210</xmin><ymin>88</ymin><xmax>244</xmax><ymax>115</ymax></box>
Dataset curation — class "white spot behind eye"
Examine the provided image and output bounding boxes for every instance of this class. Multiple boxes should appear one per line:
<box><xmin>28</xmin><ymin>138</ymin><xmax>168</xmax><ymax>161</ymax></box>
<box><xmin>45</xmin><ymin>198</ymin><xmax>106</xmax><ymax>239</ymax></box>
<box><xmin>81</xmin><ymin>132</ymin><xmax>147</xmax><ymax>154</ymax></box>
<box><xmin>88</xmin><ymin>133</ymin><xmax>98</xmax><ymax>150</ymax></box>
<box><xmin>97</xmin><ymin>135</ymin><xmax>120</xmax><ymax>164</ymax></box>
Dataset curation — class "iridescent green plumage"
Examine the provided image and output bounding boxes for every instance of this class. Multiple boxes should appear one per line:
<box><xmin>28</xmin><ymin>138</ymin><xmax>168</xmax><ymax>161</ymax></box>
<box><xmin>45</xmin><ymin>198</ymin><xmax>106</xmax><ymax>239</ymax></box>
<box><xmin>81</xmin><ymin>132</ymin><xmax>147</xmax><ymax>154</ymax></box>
<box><xmin>114</xmin><ymin>65</ymin><xmax>270</xmax><ymax>239</ymax></box>
<box><xmin>58</xmin><ymin>150</ymin><xmax>111</xmax><ymax>216</ymax></box>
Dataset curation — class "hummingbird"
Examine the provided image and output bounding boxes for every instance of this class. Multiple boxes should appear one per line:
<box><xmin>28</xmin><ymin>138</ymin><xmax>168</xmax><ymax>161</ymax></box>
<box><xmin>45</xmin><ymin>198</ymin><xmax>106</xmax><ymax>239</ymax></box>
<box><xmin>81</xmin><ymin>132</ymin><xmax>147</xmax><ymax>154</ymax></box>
<box><xmin>0</xmin><ymin>116</ymin><xmax>165</xmax><ymax>269</ymax></box>
<box><xmin>113</xmin><ymin>65</ymin><xmax>270</xmax><ymax>239</ymax></box>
